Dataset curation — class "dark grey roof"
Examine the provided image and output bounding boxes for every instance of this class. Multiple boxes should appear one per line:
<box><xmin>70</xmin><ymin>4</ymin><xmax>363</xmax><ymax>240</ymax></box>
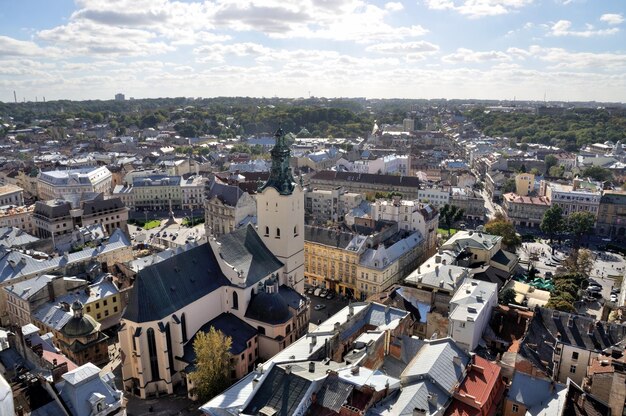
<box><xmin>278</xmin><ymin>285</ymin><xmax>306</xmax><ymax>310</ymax></box>
<box><xmin>521</xmin><ymin>307</ymin><xmax>626</xmax><ymax>375</ymax></box>
<box><xmin>245</xmin><ymin>290</ymin><xmax>292</xmax><ymax>325</ymax></box>
<box><xmin>316</xmin><ymin>376</ymin><xmax>353</xmax><ymax>412</ymax></box>
<box><xmin>82</xmin><ymin>196</ymin><xmax>124</xmax><ymax>213</ymax></box>
<box><xmin>243</xmin><ymin>365</ymin><xmax>312</xmax><ymax>416</ymax></box>
<box><xmin>217</xmin><ymin>224</ymin><xmax>283</xmax><ymax>287</ymax></box>
<box><xmin>123</xmin><ymin>243</ymin><xmax>231</xmax><ymax>323</ymax></box>
<box><xmin>207</xmin><ymin>181</ymin><xmax>244</xmax><ymax>207</ymax></box>
<box><xmin>563</xmin><ymin>379</ymin><xmax>610</xmax><ymax>416</ymax></box>
<box><xmin>0</xmin><ymin>227</ymin><xmax>39</xmax><ymax>248</ymax></box>
<box><xmin>305</xmin><ymin>225</ymin><xmax>355</xmax><ymax>249</ymax></box>
<box><xmin>34</xmin><ymin>199</ymin><xmax>71</xmax><ymax>218</ymax></box>
<box><xmin>311</xmin><ymin>170</ymin><xmax>421</xmax><ymax>187</ymax></box>
<box><xmin>181</xmin><ymin>313</ymin><xmax>257</xmax><ymax>371</ymax></box>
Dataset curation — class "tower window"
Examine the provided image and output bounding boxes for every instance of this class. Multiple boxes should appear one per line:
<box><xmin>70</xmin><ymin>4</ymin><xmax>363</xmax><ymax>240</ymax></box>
<box><xmin>232</xmin><ymin>291</ymin><xmax>239</xmax><ymax>310</ymax></box>
<box><xmin>265</xmin><ymin>226</ymin><xmax>269</xmax><ymax>236</ymax></box>
<box><xmin>294</xmin><ymin>225</ymin><xmax>298</xmax><ymax>237</ymax></box>
<box><xmin>276</xmin><ymin>228</ymin><xmax>281</xmax><ymax>238</ymax></box>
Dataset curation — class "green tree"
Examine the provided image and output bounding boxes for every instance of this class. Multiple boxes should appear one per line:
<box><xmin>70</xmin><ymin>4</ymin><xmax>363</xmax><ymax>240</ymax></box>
<box><xmin>499</xmin><ymin>288</ymin><xmax>517</xmax><ymax>305</ymax></box>
<box><xmin>189</xmin><ymin>327</ymin><xmax>233</xmax><ymax>402</ymax></box>
<box><xmin>540</xmin><ymin>205</ymin><xmax>564</xmax><ymax>244</ymax></box>
<box><xmin>502</xmin><ymin>178</ymin><xmax>516</xmax><ymax>194</ymax></box>
<box><xmin>544</xmin><ymin>154</ymin><xmax>558</xmax><ymax>174</ymax></box>
<box><xmin>439</xmin><ymin>204</ymin><xmax>464</xmax><ymax>237</ymax></box>
<box><xmin>566</xmin><ymin>211</ymin><xmax>596</xmax><ymax>248</ymax></box>
<box><xmin>548</xmin><ymin>165</ymin><xmax>565</xmax><ymax>178</ymax></box>
<box><xmin>581</xmin><ymin>165</ymin><xmax>613</xmax><ymax>182</ymax></box>
<box><xmin>485</xmin><ymin>213</ymin><xmax>521</xmax><ymax>249</ymax></box>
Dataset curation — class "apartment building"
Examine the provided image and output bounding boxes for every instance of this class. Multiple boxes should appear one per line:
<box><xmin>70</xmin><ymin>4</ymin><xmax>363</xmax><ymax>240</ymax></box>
<box><xmin>597</xmin><ymin>191</ymin><xmax>626</xmax><ymax>240</ymax></box>
<box><xmin>204</xmin><ymin>179</ymin><xmax>256</xmax><ymax>237</ymax></box>
<box><xmin>540</xmin><ymin>179</ymin><xmax>601</xmax><ymax>217</ymax></box>
<box><xmin>305</xmin><ymin>187</ymin><xmax>363</xmax><ymax>224</ymax></box>
<box><xmin>32</xmin><ymin>194</ymin><xmax>128</xmax><ymax>238</ymax></box>
<box><xmin>417</xmin><ymin>187</ymin><xmax>450</xmax><ymax>208</ymax></box>
<box><xmin>113</xmin><ymin>174</ymin><xmax>206</xmax><ymax>211</ymax></box>
<box><xmin>502</xmin><ymin>193</ymin><xmax>551</xmax><ymax>228</ymax></box>
<box><xmin>515</xmin><ymin>173</ymin><xmax>535</xmax><ymax>196</ymax></box>
<box><xmin>310</xmin><ymin>171</ymin><xmax>422</xmax><ymax>199</ymax></box>
<box><xmin>0</xmin><ymin>184</ymin><xmax>24</xmax><ymax>206</ymax></box>
<box><xmin>0</xmin><ymin>205</ymin><xmax>34</xmax><ymax>234</ymax></box>
<box><xmin>37</xmin><ymin>166</ymin><xmax>112</xmax><ymax>201</ymax></box>
<box><xmin>370</xmin><ymin>198</ymin><xmax>439</xmax><ymax>255</ymax></box>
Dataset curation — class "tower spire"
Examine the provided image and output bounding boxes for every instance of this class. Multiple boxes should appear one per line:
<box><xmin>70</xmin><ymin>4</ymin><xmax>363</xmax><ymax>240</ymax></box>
<box><xmin>259</xmin><ymin>128</ymin><xmax>295</xmax><ymax>195</ymax></box>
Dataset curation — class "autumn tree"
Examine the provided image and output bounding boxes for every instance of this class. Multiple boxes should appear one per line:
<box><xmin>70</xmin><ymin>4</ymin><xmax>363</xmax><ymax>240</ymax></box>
<box><xmin>189</xmin><ymin>327</ymin><xmax>233</xmax><ymax>402</ymax></box>
<box><xmin>562</xmin><ymin>249</ymin><xmax>594</xmax><ymax>278</ymax></box>
<box><xmin>485</xmin><ymin>212</ymin><xmax>521</xmax><ymax>249</ymax></box>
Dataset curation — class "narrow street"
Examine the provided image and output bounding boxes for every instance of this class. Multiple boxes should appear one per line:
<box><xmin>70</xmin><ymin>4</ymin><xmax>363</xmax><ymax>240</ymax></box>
<box><xmin>478</xmin><ymin>189</ymin><xmax>504</xmax><ymax>220</ymax></box>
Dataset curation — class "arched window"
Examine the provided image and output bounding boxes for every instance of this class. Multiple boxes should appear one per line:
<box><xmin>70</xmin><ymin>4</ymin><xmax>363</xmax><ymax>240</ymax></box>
<box><xmin>276</xmin><ymin>228</ymin><xmax>281</xmax><ymax>238</ymax></box>
<box><xmin>232</xmin><ymin>291</ymin><xmax>239</xmax><ymax>310</ymax></box>
<box><xmin>147</xmin><ymin>328</ymin><xmax>160</xmax><ymax>381</ymax></box>
<box><xmin>265</xmin><ymin>226</ymin><xmax>269</xmax><ymax>236</ymax></box>
<box><xmin>181</xmin><ymin>313</ymin><xmax>188</xmax><ymax>343</ymax></box>
<box><xmin>165</xmin><ymin>323</ymin><xmax>174</xmax><ymax>375</ymax></box>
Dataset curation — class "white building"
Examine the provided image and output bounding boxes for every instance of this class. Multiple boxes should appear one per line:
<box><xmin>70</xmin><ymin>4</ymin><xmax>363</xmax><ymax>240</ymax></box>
<box><xmin>0</xmin><ymin>183</ymin><xmax>24</xmax><ymax>206</ymax></box>
<box><xmin>37</xmin><ymin>166</ymin><xmax>113</xmax><ymax>201</ymax></box>
<box><xmin>540</xmin><ymin>179</ymin><xmax>601</xmax><ymax>217</ymax></box>
<box><xmin>417</xmin><ymin>187</ymin><xmax>450</xmax><ymax>208</ymax></box>
<box><xmin>113</xmin><ymin>174</ymin><xmax>206</xmax><ymax>211</ymax></box>
<box><xmin>305</xmin><ymin>187</ymin><xmax>363</xmax><ymax>223</ymax></box>
<box><xmin>448</xmin><ymin>278</ymin><xmax>498</xmax><ymax>352</ymax></box>
<box><xmin>350</xmin><ymin>154</ymin><xmax>409</xmax><ymax>175</ymax></box>
<box><xmin>370</xmin><ymin>198</ymin><xmax>439</xmax><ymax>254</ymax></box>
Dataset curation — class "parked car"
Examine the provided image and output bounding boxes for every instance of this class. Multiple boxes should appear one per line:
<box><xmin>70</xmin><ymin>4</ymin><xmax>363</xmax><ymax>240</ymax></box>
<box><xmin>611</xmin><ymin>287</ymin><xmax>620</xmax><ymax>295</ymax></box>
<box><xmin>610</xmin><ymin>294</ymin><xmax>618</xmax><ymax>303</ymax></box>
<box><xmin>587</xmin><ymin>286</ymin><xmax>602</xmax><ymax>293</ymax></box>
<box><xmin>589</xmin><ymin>291</ymin><xmax>603</xmax><ymax>299</ymax></box>
<box><xmin>314</xmin><ymin>288</ymin><xmax>322</xmax><ymax>297</ymax></box>
<box><xmin>307</xmin><ymin>287</ymin><xmax>315</xmax><ymax>295</ymax></box>
<box><xmin>320</xmin><ymin>289</ymin><xmax>328</xmax><ymax>297</ymax></box>
<box><xmin>314</xmin><ymin>304</ymin><xmax>326</xmax><ymax>311</ymax></box>
<box><xmin>326</xmin><ymin>292</ymin><xmax>334</xmax><ymax>300</ymax></box>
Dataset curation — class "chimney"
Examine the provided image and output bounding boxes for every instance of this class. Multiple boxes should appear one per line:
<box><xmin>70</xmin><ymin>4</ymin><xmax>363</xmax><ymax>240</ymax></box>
<box><xmin>435</xmin><ymin>265</ymin><xmax>440</xmax><ymax>275</ymax></box>
<box><xmin>348</xmin><ymin>304</ymin><xmax>354</xmax><ymax>317</ymax></box>
<box><xmin>351</xmin><ymin>365</ymin><xmax>360</xmax><ymax>375</ymax></box>
<box><xmin>309</xmin><ymin>362</ymin><xmax>315</xmax><ymax>373</ymax></box>
<box><xmin>413</xmin><ymin>409</ymin><xmax>426</xmax><ymax>416</ymax></box>
<box><xmin>435</xmin><ymin>255</ymin><xmax>442</xmax><ymax>264</ymax></box>
<box><xmin>311</xmin><ymin>335</ymin><xmax>317</xmax><ymax>346</ymax></box>
<box><xmin>428</xmin><ymin>393</ymin><xmax>438</xmax><ymax>407</ymax></box>
<box><xmin>567</xmin><ymin>316</ymin><xmax>575</xmax><ymax>328</ymax></box>
<box><xmin>47</xmin><ymin>281</ymin><xmax>55</xmax><ymax>302</ymax></box>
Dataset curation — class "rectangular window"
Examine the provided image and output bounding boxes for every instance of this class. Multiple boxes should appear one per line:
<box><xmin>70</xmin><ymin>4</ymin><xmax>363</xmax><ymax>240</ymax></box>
<box><xmin>114</xmin><ymin>306</ymin><xmax>118</xmax><ymax>313</ymax></box>
<box><xmin>103</xmin><ymin>300</ymin><xmax>108</xmax><ymax>306</ymax></box>
<box><xmin>97</xmin><ymin>313</ymin><xmax>102</xmax><ymax>319</ymax></box>
<box><xmin>570</xmin><ymin>365</ymin><xmax>577</xmax><ymax>373</ymax></box>
<box><xmin>572</xmin><ymin>351</ymin><xmax>579</xmax><ymax>360</ymax></box>
<box><xmin>512</xmin><ymin>404</ymin><xmax>519</xmax><ymax>413</ymax></box>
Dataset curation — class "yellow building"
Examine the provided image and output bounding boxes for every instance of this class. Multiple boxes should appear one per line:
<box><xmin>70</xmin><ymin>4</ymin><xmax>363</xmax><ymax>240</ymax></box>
<box><xmin>514</xmin><ymin>173</ymin><xmax>534</xmax><ymax>196</ymax></box>
<box><xmin>304</xmin><ymin>226</ymin><xmax>360</xmax><ymax>297</ymax></box>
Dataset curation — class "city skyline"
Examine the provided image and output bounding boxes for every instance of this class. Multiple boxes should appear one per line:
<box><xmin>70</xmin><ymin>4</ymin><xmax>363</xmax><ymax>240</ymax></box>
<box><xmin>1</xmin><ymin>0</ymin><xmax>625</xmax><ymax>103</ymax></box>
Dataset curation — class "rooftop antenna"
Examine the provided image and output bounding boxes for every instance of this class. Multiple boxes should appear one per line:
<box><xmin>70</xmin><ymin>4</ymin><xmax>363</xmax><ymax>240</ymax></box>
<box><xmin>13</xmin><ymin>91</ymin><xmax>17</xmax><ymax>103</ymax></box>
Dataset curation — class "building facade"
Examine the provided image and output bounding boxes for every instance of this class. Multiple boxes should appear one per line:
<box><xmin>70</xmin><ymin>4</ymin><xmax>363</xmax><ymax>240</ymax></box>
<box><xmin>502</xmin><ymin>193</ymin><xmax>551</xmax><ymax>229</ymax></box>
<box><xmin>204</xmin><ymin>180</ymin><xmax>256</xmax><ymax>237</ymax></box>
<box><xmin>305</xmin><ymin>187</ymin><xmax>363</xmax><ymax>224</ymax></box>
<box><xmin>540</xmin><ymin>179</ymin><xmax>601</xmax><ymax>218</ymax></box>
<box><xmin>113</xmin><ymin>174</ymin><xmax>206</xmax><ymax>211</ymax></box>
<box><xmin>37</xmin><ymin>166</ymin><xmax>112</xmax><ymax>201</ymax></box>
<box><xmin>0</xmin><ymin>184</ymin><xmax>24</xmax><ymax>207</ymax></box>
<box><xmin>597</xmin><ymin>191</ymin><xmax>626</xmax><ymax>239</ymax></box>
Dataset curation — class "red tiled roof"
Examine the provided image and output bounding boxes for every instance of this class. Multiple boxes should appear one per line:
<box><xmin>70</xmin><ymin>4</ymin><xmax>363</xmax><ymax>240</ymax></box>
<box><xmin>42</xmin><ymin>349</ymin><xmax>79</xmax><ymax>371</ymax></box>
<box><xmin>447</xmin><ymin>356</ymin><xmax>503</xmax><ymax>416</ymax></box>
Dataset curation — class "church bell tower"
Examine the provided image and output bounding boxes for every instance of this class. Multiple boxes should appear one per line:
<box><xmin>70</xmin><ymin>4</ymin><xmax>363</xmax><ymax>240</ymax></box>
<box><xmin>256</xmin><ymin>128</ymin><xmax>305</xmax><ymax>293</ymax></box>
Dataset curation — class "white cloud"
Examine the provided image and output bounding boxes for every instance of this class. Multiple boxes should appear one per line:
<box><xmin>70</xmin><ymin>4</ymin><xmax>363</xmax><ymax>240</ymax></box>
<box><xmin>529</xmin><ymin>45</ymin><xmax>626</xmax><ymax>70</ymax></box>
<box><xmin>384</xmin><ymin>2</ymin><xmax>404</xmax><ymax>11</ymax></box>
<box><xmin>600</xmin><ymin>13</ymin><xmax>624</xmax><ymax>26</ymax></box>
<box><xmin>0</xmin><ymin>35</ymin><xmax>60</xmax><ymax>58</ymax></box>
<box><xmin>366</xmin><ymin>41</ymin><xmax>439</xmax><ymax>54</ymax></box>
<box><xmin>442</xmin><ymin>48</ymin><xmax>512</xmax><ymax>63</ymax></box>
<box><xmin>424</xmin><ymin>0</ymin><xmax>533</xmax><ymax>18</ymax></box>
<box><xmin>550</xmin><ymin>19</ymin><xmax>619</xmax><ymax>37</ymax></box>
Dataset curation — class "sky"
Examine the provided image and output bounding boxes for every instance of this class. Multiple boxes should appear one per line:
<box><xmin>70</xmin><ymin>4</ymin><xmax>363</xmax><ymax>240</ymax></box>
<box><xmin>0</xmin><ymin>0</ymin><xmax>625</xmax><ymax>103</ymax></box>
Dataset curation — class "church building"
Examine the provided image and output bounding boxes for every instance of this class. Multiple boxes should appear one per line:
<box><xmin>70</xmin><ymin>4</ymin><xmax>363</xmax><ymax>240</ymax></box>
<box><xmin>119</xmin><ymin>129</ymin><xmax>308</xmax><ymax>399</ymax></box>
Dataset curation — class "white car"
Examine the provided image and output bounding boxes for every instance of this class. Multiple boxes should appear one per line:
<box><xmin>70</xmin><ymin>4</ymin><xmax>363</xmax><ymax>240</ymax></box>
<box><xmin>611</xmin><ymin>294</ymin><xmax>618</xmax><ymax>303</ymax></box>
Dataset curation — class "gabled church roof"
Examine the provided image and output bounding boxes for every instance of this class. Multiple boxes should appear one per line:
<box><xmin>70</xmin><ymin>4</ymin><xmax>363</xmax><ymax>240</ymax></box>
<box><xmin>123</xmin><ymin>243</ymin><xmax>230</xmax><ymax>323</ymax></box>
<box><xmin>217</xmin><ymin>224</ymin><xmax>284</xmax><ymax>287</ymax></box>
